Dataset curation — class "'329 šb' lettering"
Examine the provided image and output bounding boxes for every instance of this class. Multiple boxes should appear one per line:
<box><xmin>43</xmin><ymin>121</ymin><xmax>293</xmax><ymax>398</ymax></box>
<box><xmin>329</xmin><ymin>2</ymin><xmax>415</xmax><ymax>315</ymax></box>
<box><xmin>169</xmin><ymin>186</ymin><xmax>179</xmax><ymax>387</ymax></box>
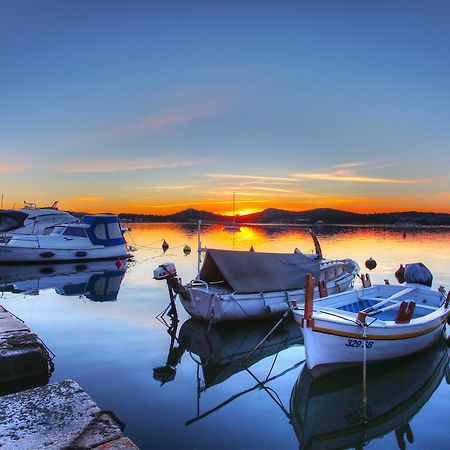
<box><xmin>345</xmin><ymin>339</ymin><xmax>374</xmax><ymax>348</ymax></box>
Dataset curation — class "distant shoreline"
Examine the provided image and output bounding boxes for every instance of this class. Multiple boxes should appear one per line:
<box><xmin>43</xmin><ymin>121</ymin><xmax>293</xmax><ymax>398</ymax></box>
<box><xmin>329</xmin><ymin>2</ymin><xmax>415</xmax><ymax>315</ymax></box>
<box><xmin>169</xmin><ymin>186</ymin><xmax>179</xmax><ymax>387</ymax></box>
<box><xmin>127</xmin><ymin>220</ymin><xmax>450</xmax><ymax>229</ymax></box>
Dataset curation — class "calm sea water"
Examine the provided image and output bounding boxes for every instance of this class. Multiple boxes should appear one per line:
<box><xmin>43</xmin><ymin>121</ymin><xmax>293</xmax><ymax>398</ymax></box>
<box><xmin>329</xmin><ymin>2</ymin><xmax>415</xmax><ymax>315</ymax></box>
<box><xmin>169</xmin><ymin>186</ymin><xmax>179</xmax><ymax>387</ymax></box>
<box><xmin>1</xmin><ymin>223</ymin><xmax>450</xmax><ymax>449</ymax></box>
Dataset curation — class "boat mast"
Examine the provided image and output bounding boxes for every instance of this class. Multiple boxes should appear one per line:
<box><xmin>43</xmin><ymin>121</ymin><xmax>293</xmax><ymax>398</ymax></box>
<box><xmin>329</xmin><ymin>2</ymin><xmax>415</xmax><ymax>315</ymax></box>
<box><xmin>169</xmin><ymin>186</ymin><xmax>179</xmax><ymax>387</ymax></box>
<box><xmin>232</xmin><ymin>192</ymin><xmax>236</xmax><ymax>224</ymax></box>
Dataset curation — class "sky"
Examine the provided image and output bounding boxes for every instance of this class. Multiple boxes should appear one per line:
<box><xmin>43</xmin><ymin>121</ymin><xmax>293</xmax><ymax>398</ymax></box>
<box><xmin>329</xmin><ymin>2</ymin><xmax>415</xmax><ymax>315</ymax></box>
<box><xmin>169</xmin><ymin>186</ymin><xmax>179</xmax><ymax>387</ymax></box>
<box><xmin>1</xmin><ymin>0</ymin><xmax>450</xmax><ymax>215</ymax></box>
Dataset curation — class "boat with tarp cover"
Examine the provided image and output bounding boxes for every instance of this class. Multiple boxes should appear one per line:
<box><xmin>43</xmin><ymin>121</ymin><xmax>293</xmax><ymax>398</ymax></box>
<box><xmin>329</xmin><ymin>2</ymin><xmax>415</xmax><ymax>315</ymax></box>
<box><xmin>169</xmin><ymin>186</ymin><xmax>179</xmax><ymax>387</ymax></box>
<box><xmin>154</xmin><ymin>233</ymin><xmax>359</xmax><ymax>323</ymax></box>
<box><xmin>0</xmin><ymin>215</ymin><xmax>131</xmax><ymax>263</ymax></box>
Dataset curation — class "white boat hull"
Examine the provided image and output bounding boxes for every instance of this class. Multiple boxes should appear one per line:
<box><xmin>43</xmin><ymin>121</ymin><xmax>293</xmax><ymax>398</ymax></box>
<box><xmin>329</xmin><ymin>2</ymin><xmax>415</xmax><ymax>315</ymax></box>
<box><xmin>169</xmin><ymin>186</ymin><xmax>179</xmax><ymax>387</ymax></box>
<box><xmin>0</xmin><ymin>244</ymin><xmax>129</xmax><ymax>264</ymax></box>
<box><xmin>292</xmin><ymin>284</ymin><xmax>450</xmax><ymax>377</ymax></box>
<box><xmin>180</xmin><ymin>272</ymin><xmax>356</xmax><ymax>323</ymax></box>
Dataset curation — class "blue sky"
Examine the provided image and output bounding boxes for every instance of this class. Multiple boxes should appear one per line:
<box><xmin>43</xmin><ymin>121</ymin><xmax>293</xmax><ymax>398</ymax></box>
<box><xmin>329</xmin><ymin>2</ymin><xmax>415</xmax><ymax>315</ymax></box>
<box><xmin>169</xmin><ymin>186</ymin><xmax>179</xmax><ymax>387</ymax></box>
<box><xmin>1</xmin><ymin>1</ymin><xmax>449</xmax><ymax>213</ymax></box>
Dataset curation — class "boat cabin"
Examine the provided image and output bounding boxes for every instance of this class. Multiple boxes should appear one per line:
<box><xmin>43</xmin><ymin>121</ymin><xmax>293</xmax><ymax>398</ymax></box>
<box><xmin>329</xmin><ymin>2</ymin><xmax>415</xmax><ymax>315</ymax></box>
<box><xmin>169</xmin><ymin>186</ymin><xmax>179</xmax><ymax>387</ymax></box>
<box><xmin>52</xmin><ymin>215</ymin><xmax>125</xmax><ymax>247</ymax></box>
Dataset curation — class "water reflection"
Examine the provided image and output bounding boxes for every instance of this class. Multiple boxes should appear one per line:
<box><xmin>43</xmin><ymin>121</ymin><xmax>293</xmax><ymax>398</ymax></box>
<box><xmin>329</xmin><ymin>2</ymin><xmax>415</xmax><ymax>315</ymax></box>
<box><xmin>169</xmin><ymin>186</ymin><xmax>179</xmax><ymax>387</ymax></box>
<box><xmin>0</xmin><ymin>259</ymin><xmax>127</xmax><ymax>301</ymax></box>
<box><xmin>290</xmin><ymin>337</ymin><xmax>450</xmax><ymax>449</ymax></box>
<box><xmin>153</xmin><ymin>314</ymin><xmax>304</xmax><ymax>423</ymax></box>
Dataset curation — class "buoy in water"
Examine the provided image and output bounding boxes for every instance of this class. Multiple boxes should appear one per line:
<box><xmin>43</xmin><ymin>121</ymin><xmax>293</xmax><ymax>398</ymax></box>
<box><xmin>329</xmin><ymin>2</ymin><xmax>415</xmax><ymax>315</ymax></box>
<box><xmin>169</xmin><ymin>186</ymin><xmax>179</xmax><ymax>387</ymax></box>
<box><xmin>115</xmin><ymin>258</ymin><xmax>122</xmax><ymax>269</ymax></box>
<box><xmin>183</xmin><ymin>244</ymin><xmax>191</xmax><ymax>256</ymax></box>
<box><xmin>403</xmin><ymin>232</ymin><xmax>407</xmax><ymax>239</ymax></box>
<box><xmin>365</xmin><ymin>257</ymin><xmax>377</xmax><ymax>271</ymax></box>
<box><xmin>249</xmin><ymin>246</ymin><xmax>255</xmax><ymax>252</ymax></box>
<box><xmin>162</xmin><ymin>240</ymin><xmax>169</xmax><ymax>253</ymax></box>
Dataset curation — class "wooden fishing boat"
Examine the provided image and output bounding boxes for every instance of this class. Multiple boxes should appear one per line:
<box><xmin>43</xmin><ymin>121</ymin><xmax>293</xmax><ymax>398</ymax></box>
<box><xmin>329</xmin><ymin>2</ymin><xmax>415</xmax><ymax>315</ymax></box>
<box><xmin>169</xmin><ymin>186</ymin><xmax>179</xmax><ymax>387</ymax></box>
<box><xmin>292</xmin><ymin>272</ymin><xmax>450</xmax><ymax>377</ymax></box>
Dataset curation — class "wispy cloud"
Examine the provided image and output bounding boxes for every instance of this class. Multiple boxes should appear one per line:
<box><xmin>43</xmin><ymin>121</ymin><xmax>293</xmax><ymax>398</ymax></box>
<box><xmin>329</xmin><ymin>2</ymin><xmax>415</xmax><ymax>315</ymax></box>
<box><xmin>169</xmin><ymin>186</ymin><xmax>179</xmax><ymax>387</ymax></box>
<box><xmin>0</xmin><ymin>163</ymin><xmax>25</xmax><ymax>173</ymax></box>
<box><xmin>68</xmin><ymin>196</ymin><xmax>105</xmax><ymax>203</ymax></box>
<box><xmin>291</xmin><ymin>172</ymin><xmax>423</xmax><ymax>184</ymax></box>
<box><xmin>252</xmin><ymin>186</ymin><xmax>293</xmax><ymax>193</ymax></box>
<box><xmin>206</xmin><ymin>173</ymin><xmax>297</xmax><ymax>183</ymax></box>
<box><xmin>134</xmin><ymin>199</ymin><xmax>267</xmax><ymax>209</ymax></box>
<box><xmin>64</xmin><ymin>157</ymin><xmax>208</xmax><ymax>173</ymax></box>
<box><xmin>67</xmin><ymin>100</ymin><xmax>231</xmax><ymax>145</ymax></box>
<box><xmin>125</xmin><ymin>184</ymin><xmax>197</xmax><ymax>191</ymax></box>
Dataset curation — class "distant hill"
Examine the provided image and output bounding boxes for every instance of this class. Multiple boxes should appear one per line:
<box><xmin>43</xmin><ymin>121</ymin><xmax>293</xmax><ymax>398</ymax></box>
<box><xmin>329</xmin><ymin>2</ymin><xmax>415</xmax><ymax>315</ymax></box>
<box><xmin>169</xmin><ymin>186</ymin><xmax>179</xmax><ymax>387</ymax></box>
<box><xmin>119</xmin><ymin>208</ymin><xmax>225</xmax><ymax>223</ymax></box>
<box><xmin>116</xmin><ymin>207</ymin><xmax>450</xmax><ymax>226</ymax></box>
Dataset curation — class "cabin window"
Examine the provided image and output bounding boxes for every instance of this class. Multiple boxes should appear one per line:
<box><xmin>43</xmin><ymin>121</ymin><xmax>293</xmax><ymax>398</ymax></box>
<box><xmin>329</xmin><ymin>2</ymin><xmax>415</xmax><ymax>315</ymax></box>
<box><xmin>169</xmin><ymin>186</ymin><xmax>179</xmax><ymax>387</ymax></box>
<box><xmin>53</xmin><ymin>227</ymin><xmax>65</xmax><ymax>234</ymax></box>
<box><xmin>63</xmin><ymin>227</ymin><xmax>87</xmax><ymax>238</ymax></box>
<box><xmin>93</xmin><ymin>224</ymin><xmax>107</xmax><ymax>240</ymax></box>
<box><xmin>107</xmin><ymin>223</ymin><xmax>122</xmax><ymax>239</ymax></box>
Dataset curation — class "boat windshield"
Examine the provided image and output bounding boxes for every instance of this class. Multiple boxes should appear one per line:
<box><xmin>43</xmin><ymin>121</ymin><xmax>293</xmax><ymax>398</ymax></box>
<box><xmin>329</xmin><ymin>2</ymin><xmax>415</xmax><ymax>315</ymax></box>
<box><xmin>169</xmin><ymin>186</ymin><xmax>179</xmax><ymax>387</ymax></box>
<box><xmin>63</xmin><ymin>227</ymin><xmax>88</xmax><ymax>238</ymax></box>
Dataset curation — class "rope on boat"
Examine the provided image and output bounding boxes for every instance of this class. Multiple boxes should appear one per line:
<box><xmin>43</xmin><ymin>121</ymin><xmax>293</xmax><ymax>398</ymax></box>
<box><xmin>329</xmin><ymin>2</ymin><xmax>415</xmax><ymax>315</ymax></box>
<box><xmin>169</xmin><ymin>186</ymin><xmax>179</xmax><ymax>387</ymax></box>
<box><xmin>241</xmin><ymin>310</ymin><xmax>290</xmax><ymax>368</ymax></box>
<box><xmin>186</xmin><ymin>358</ymin><xmax>305</xmax><ymax>426</ymax></box>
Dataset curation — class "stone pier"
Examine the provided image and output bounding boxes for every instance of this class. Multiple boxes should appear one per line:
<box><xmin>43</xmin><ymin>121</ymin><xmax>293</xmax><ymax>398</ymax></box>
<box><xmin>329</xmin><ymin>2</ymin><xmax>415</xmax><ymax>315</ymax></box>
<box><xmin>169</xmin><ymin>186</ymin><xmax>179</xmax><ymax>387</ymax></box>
<box><xmin>0</xmin><ymin>379</ymin><xmax>138</xmax><ymax>449</ymax></box>
<box><xmin>0</xmin><ymin>305</ymin><xmax>51</xmax><ymax>395</ymax></box>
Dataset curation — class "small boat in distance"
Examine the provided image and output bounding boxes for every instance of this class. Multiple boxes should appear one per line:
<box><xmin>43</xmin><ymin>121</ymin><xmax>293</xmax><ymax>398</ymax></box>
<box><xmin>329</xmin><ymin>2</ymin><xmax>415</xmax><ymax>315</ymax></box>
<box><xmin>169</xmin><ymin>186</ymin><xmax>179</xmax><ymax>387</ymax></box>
<box><xmin>0</xmin><ymin>214</ymin><xmax>131</xmax><ymax>264</ymax></box>
<box><xmin>292</xmin><ymin>268</ymin><xmax>450</xmax><ymax>377</ymax></box>
<box><xmin>223</xmin><ymin>192</ymin><xmax>240</xmax><ymax>232</ymax></box>
<box><xmin>0</xmin><ymin>201</ymin><xmax>77</xmax><ymax>236</ymax></box>
<box><xmin>154</xmin><ymin>229</ymin><xmax>359</xmax><ymax>323</ymax></box>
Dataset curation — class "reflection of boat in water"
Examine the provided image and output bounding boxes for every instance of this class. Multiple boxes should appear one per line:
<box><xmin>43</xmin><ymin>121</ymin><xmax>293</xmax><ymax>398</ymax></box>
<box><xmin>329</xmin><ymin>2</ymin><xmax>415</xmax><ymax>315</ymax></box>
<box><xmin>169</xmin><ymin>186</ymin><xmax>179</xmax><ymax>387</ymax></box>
<box><xmin>153</xmin><ymin>314</ymin><xmax>304</xmax><ymax>426</ymax></box>
<box><xmin>290</xmin><ymin>336</ymin><xmax>450</xmax><ymax>449</ymax></box>
<box><xmin>177</xmin><ymin>318</ymin><xmax>303</xmax><ymax>389</ymax></box>
<box><xmin>0</xmin><ymin>259</ymin><xmax>127</xmax><ymax>301</ymax></box>
<box><xmin>154</xmin><ymin>317</ymin><xmax>303</xmax><ymax>388</ymax></box>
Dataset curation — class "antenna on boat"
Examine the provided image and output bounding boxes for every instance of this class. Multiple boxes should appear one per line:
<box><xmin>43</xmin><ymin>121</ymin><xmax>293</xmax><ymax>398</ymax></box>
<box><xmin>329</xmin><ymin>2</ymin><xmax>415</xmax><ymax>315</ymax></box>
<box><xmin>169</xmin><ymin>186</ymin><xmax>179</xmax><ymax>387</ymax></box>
<box><xmin>1</xmin><ymin>194</ymin><xmax>3</xmax><ymax>211</ymax></box>
<box><xmin>197</xmin><ymin>219</ymin><xmax>202</xmax><ymax>279</ymax></box>
<box><xmin>308</xmin><ymin>228</ymin><xmax>323</xmax><ymax>260</ymax></box>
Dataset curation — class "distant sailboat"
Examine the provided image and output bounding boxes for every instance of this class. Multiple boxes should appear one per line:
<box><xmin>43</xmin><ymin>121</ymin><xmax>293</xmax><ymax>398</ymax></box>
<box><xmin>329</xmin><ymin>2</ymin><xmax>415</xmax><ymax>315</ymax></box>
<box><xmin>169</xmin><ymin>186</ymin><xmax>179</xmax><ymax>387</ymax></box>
<box><xmin>223</xmin><ymin>192</ymin><xmax>241</xmax><ymax>232</ymax></box>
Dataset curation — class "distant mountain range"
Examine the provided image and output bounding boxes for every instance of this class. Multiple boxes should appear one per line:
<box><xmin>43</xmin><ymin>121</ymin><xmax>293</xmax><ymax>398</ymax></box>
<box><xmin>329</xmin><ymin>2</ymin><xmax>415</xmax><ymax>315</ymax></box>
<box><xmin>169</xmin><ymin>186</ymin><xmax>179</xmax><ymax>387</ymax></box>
<box><xmin>117</xmin><ymin>207</ymin><xmax>450</xmax><ymax>226</ymax></box>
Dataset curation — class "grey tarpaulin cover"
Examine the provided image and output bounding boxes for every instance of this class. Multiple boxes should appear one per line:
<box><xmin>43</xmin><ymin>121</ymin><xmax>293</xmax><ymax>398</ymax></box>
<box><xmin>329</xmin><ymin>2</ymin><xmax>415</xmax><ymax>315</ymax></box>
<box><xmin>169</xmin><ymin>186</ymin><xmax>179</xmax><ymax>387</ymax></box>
<box><xmin>199</xmin><ymin>249</ymin><xmax>320</xmax><ymax>293</ymax></box>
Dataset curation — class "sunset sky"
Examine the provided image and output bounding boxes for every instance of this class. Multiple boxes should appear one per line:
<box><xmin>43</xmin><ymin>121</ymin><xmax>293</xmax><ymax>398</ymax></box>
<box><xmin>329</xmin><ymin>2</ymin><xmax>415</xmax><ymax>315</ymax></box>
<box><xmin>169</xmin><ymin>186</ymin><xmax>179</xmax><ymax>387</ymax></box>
<box><xmin>1</xmin><ymin>1</ymin><xmax>449</xmax><ymax>215</ymax></box>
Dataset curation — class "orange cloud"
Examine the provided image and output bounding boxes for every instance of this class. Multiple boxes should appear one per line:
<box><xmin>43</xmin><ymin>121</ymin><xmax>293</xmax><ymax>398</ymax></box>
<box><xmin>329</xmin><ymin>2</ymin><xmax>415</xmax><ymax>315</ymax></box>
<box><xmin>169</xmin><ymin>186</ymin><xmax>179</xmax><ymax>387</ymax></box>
<box><xmin>0</xmin><ymin>163</ymin><xmax>24</xmax><ymax>173</ymax></box>
<box><xmin>68</xmin><ymin>196</ymin><xmax>105</xmax><ymax>203</ymax></box>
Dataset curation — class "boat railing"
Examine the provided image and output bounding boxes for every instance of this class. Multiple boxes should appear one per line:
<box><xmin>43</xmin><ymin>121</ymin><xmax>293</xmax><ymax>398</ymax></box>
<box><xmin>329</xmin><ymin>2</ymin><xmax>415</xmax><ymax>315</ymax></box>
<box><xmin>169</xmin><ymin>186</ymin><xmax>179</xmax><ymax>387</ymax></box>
<box><xmin>190</xmin><ymin>279</ymin><xmax>210</xmax><ymax>293</ymax></box>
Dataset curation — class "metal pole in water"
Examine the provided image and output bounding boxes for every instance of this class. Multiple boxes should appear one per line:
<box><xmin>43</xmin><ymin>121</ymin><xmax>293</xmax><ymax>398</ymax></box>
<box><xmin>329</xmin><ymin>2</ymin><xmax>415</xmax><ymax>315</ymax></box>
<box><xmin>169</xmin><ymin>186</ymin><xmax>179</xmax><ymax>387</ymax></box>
<box><xmin>197</xmin><ymin>219</ymin><xmax>202</xmax><ymax>279</ymax></box>
<box><xmin>362</xmin><ymin>325</ymin><xmax>368</xmax><ymax>424</ymax></box>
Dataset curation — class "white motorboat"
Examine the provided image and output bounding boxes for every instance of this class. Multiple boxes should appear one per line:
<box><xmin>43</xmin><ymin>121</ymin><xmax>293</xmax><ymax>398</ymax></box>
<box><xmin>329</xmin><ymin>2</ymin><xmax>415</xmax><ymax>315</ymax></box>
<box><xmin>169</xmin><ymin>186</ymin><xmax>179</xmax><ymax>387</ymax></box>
<box><xmin>0</xmin><ymin>201</ymin><xmax>77</xmax><ymax>237</ymax></box>
<box><xmin>291</xmin><ymin>268</ymin><xmax>450</xmax><ymax>377</ymax></box>
<box><xmin>154</xmin><ymin>228</ymin><xmax>359</xmax><ymax>323</ymax></box>
<box><xmin>0</xmin><ymin>214</ymin><xmax>131</xmax><ymax>264</ymax></box>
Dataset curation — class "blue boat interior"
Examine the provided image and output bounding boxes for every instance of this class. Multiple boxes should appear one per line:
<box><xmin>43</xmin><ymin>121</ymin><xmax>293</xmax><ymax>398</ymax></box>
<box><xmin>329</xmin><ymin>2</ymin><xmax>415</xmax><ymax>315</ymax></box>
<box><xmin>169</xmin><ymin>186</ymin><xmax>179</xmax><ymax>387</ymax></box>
<box><xmin>336</xmin><ymin>299</ymin><xmax>432</xmax><ymax>321</ymax></box>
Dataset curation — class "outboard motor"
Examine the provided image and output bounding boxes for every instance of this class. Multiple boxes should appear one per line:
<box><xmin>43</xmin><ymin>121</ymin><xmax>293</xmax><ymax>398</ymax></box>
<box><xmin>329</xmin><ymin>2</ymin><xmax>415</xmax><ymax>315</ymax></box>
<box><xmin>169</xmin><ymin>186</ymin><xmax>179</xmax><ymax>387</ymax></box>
<box><xmin>404</xmin><ymin>262</ymin><xmax>433</xmax><ymax>287</ymax></box>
